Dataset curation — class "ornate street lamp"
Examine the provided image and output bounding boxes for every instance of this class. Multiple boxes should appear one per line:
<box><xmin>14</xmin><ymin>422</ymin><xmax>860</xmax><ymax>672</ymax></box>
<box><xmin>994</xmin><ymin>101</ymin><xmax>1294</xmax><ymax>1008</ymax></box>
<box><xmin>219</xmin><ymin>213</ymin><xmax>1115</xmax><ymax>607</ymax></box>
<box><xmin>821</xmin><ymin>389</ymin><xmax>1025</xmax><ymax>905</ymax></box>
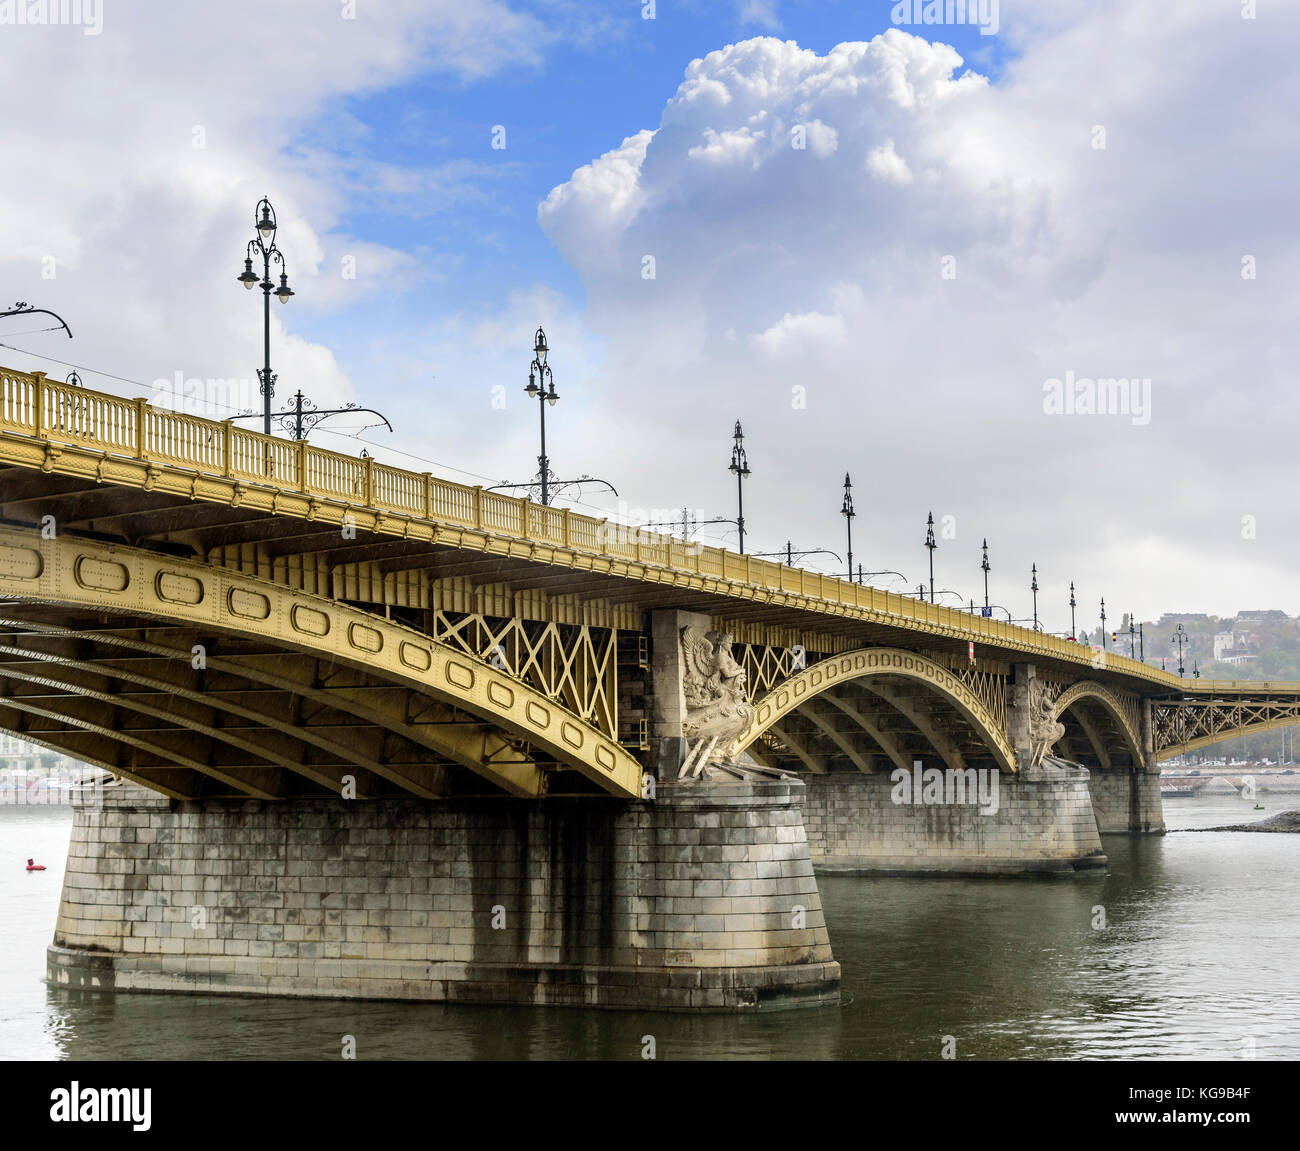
<box><xmin>729</xmin><ymin>420</ymin><xmax>751</xmax><ymax>554</ymax></box>
<box><xmin>523</xmin><ymin>327</ymin><xmax>560</xmax><ymax>505</ymax></box>
<box><xmin>489</xmin><ymin>327</ymin><xmax>616</xmax><ymax>507</ymax></box>
<box><xmin>1069</xmin><ymin>581</ymin><xmax>1077</xmax><ymax>640</ymax></box>
<box><xmin>841</xmin><ymin>473</ymin><xmax>855</xmax><ymax>581</ymax></box>
<box><xmin>236</xmin><ymin>197</ymin><xmax>294</xmax><ymax>436</ymax></box>
<box><xmin>1129</xmin><ymin>613</ymin><xmax>1137</xmax><ymax>659</ymax></box>
<box><xmin>1172</xmin><ymin>622</ymin><xmax>1189</xmax><ymax>678</ymax></box>
<box><xmin>924</xmin><ymin>512</ymin><xmax>937</xmax><ymax>604</ymax></box>
<box><xmin>980</xmin><ymin>539</ymin><xmax>991</xmax><ymax>616</ymax></box>
<box><xmin>1031</xmin><ymin>564</ymin><xmax>1040</xmax><ymax>631</ymax></box>
<box><xmin>1100</xmin><ymin>598</ymin><xmax>1108</xmax><ymax>650</ymax></box>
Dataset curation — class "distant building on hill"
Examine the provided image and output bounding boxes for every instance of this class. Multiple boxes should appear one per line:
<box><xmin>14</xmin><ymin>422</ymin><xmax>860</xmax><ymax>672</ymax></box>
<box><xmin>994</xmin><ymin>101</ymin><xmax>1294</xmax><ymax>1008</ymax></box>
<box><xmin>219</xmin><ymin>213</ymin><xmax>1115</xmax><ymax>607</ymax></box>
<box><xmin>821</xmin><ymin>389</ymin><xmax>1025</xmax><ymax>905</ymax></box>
<box><xmin>1235</xmin><ymin>610</ymin><xmax>1290</xmax><ymax>624</ymax></box>
<box><xmin>1212</xmin><ymin>629</ymin><xmax>1258</xmax><ymax>665</ymax></box>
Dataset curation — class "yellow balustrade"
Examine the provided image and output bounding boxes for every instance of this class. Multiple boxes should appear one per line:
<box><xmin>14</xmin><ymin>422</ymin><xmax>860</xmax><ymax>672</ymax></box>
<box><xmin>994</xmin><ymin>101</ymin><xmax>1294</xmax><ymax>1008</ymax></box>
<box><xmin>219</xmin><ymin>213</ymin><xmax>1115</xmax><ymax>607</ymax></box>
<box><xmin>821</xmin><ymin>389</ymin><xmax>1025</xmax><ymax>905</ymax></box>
<box><xmin>2</xmin><ymin>365</ymin><xmax>1294</xmax><ymax>695</ymax></box>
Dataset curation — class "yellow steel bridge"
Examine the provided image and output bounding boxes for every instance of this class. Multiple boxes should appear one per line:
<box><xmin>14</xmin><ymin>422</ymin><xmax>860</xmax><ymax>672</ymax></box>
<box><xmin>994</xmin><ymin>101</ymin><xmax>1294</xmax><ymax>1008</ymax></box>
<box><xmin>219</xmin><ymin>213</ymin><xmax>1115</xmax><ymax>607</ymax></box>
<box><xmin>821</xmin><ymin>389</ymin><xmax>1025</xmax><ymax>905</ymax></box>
<box><xmin>1</xmin><ymin>366</ymin><xmax>1296</xmax><ymax>800</ymax></box>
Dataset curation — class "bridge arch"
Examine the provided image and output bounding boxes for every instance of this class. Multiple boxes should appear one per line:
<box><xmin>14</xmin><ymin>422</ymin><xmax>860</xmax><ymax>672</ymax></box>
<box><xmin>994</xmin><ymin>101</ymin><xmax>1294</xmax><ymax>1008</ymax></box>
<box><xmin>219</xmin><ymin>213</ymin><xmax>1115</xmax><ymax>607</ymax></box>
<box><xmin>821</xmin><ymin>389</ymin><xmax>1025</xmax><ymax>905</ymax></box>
<box><xmin>1053</xmin><ymin>681</ymin><xmax>1143</xmax><ymax>770</ymax></box>
<box><xmin>0</xmin><ymin>526</ymin><xmax>642</xmax><ymax>800</ymax></box>
<box><xmin>732</xmin><ymin>648</ymin><xmax>1016</xmax><ymax>773</ymax></box>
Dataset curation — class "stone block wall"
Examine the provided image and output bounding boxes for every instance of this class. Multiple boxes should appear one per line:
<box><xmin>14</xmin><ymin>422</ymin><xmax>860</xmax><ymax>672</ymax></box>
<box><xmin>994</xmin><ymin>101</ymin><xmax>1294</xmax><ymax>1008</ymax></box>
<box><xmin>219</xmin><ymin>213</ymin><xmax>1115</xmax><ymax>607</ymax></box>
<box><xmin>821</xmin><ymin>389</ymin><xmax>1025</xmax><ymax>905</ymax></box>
<box><xmin>1087</xmin><ymin>769</ymin><xmax>1165</xmax><ymax>833</ymax></box>
<box><xmin>48</xmin><ymin>778</ymin><xmax>839</xmax><ymax>1012</ymax></box>
<box><xmin>802</xmin><ymin>766</ymin><xmax>1107</xmax><ymax>875</ymax></box>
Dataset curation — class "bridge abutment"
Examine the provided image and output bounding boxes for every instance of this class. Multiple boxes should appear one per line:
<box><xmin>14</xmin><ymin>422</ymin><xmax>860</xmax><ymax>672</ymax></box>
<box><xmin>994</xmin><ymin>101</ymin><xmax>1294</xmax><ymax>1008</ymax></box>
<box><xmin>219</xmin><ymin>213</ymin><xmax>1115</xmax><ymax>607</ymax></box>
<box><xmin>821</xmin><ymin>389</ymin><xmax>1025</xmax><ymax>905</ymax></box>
<box><xmin>47</xmin><ymin>778</ymin><xmax>839</xmax><ymax>1012</ymax></box>
<box><xmin>801</xmin><ymin>761</ymin><xmax>1107</xmax><ymax>875</ymax></box>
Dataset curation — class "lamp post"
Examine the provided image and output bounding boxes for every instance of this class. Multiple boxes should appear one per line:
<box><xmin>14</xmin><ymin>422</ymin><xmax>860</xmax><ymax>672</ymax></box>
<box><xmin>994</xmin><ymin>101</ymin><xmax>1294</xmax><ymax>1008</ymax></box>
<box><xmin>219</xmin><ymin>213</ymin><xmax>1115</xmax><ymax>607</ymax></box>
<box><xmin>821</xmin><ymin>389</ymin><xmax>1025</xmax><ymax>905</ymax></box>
<box><xmin>236</xmin><ymin>197</ymin><xmax>294</xmax><ymax>436</ymax></box>
<box><xmin>492</xmin><ymin>331</ymin><xmax>614</xmax><ymax>506</ymax></box>
<box><xmin>1100</xmin><ymin>598</ymin><xmax>1107</xmax><ymax>650</ymax></box>
<box><xmin>729</xmin><ymin>421</ymin><xmax>751</xmax><ymax>554</ymax></box>
<box><xmin>925</xmin><ymin>512</ymin><xmax>937</xmax><ymax>604</ymax></box>
<box><xmin>1129</xmin><ymin>614</ymin><xmax>1137</xmax><ymax>659</ymax></box>
<box><xmin>523</xmin><ymin>327</ymin><xmax>560</xmax><ymax>505</ymax></box>
<box><xmin>1030</xmin><ymin>564</ymin><xmax>1040</xmax><ymax>631</ymax></box>
<box><xmin>980</xmin><ymin>539</ymin><xmax>990</xmax><ymax>616</ymax></box>
<box><xmin>1069</xmin><ymin>581</ymin><xmax>1077</xmax><ymax>640</ymax></box>
<box><xmin>841</xmin><ymin>473</ymin><xmax>855</xmax><ymax>581</ymax></box>
<box><xmin>1173</xmin><ymin>622</ymin><xmax>1189</xmax><ymax>678</ymax></box>
<box><xmin>1139</xmin><ymin>622</ymin><xmax>1145</xmax><ymax>662</ymax></box>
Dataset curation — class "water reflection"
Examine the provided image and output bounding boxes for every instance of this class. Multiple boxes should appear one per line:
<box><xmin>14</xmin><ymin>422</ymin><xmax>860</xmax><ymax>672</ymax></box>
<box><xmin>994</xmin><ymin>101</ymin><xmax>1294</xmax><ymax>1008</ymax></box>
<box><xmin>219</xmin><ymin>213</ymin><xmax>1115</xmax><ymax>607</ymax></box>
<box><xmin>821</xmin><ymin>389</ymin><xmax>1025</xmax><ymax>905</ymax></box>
<box><xmin>8</xmin><ymin>799</ymin><xmax>1300</xmax><ymax>1060</ymax></box>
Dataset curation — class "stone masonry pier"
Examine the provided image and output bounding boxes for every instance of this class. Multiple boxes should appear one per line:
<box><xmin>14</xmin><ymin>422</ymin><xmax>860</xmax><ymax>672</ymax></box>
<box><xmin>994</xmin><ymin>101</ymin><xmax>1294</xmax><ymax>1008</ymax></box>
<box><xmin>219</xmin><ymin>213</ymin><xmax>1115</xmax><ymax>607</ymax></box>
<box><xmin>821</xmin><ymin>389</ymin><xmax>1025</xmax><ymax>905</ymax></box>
<box><xmin>47</xmin><ymin>778</ymin><xmax>840</xmax><ymax>1012</ymax></box>
<box><xmin>1086</xmin><ymin>768</ymin><xmax>1165</xmax><ymax>834</ymax></box>
<box><xmin>801</xmin><ymin>761</ymin><xmax>1108</xmax><ymax>875</ymax></box>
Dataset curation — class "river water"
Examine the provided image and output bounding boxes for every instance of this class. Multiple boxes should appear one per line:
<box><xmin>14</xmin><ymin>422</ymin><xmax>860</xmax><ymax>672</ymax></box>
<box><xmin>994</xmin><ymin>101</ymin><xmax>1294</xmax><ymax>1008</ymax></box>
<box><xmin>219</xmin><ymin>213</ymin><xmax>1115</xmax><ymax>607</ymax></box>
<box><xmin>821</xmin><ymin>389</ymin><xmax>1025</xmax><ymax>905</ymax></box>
<box><xmin>2</xmin><ymin>797</ymin><xmax>1297</xmax><ymax>1061</ymax></box>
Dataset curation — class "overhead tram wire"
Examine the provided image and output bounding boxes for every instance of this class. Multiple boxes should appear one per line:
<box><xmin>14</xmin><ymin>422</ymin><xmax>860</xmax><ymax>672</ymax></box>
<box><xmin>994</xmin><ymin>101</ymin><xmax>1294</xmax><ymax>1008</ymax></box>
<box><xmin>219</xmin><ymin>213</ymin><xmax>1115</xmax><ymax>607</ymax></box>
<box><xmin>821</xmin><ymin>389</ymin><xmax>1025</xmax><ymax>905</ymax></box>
<box><xmin>0</xmin><ymin>342</ymin><xmax>887</xmax><ymax>570</ymax></box>
<box><xmin>0</xmin><ymin>343</ymin><xmax>757</xmax><ymax>555</ymax></box>
<box><xmin>0</xmin><ymin>342</ymin><xmax>710</xmax><ymax>536</ymax></box>
<box><xmin>0</xmin><ymin>342</ymin><xmax>506</xmax><ymax>489</ymax></box>
<box><xmin>0</xmin><ymin>326</ymin><xmax>70</xmax><ymax>338</ymax></box>
<box><xmin>0</xmin><ymin>342</ymin><xmax>163</xmax><ymax>396</ymax></box>
<box><xmin>313</xmin><ymin>422</ymin><xmax>767</xmax><ymax>555</ymax></box>
<box><xmin>0</xmin><ymin>342</ymin><xmax>646</xmax><ymax>520</ymax></box>
<box><xmin>0</xmin><ymin>352</ymin><xmax>874</xmax><ymax>569</ymax></box>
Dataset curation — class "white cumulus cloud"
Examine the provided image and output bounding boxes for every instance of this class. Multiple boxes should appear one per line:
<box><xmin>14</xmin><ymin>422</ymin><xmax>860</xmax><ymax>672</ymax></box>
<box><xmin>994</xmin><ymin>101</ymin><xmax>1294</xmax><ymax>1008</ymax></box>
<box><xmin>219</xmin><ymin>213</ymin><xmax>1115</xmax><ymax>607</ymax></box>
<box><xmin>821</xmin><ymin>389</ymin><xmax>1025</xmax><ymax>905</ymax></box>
<box><xmin>537</xmin><ymin>14</ymin><xmax>1300</xmax><ymax>618</ymax></box>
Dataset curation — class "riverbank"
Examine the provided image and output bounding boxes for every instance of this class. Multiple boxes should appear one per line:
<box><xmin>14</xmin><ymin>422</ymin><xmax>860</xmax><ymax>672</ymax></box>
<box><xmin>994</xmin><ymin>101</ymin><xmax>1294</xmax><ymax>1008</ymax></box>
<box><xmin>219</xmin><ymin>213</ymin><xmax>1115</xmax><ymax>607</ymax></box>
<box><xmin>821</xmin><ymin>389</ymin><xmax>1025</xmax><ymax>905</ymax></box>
<box><xmin>1185</xmin><ymin>808</ymin><xmax>1300</xmax><ymax>833</ymax></box>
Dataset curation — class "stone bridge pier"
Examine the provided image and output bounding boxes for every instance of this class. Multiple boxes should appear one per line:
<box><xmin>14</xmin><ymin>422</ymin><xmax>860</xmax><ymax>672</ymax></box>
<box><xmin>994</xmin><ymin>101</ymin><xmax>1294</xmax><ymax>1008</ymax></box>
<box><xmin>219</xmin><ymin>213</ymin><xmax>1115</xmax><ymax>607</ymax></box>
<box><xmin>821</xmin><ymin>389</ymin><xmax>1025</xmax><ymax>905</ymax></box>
<box><xmin>708</xmin><ymin>654</ymin><xmax>1168</xmax><ymax>877</ymax></box>
<box><xmin>0</xmin><ymin>363</ymin><xmax>1286</xmax><ymax>1014</ymax></box>
<box><xmin>47</xmin><ymin>606</ymin><xmax>842</xmax><ymax>1014</ymax></box>
<box><xmin>50</xmin><ymin>777</ymin><xmax>840</xmax><ymax>1012</ymax></box>
<box><xmin>1085</xmin><ymin>698</ymin><xmax>1164</xmax><ymax>834</ymax></box>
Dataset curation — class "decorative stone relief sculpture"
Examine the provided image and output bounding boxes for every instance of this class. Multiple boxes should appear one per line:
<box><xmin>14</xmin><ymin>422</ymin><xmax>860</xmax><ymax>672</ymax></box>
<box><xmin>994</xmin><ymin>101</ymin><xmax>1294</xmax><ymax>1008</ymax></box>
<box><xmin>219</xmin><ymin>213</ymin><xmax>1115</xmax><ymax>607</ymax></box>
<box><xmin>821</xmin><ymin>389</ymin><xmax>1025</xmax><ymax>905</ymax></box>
<box><xmin>680</xmin><ymin>626</ymin><xmax>754</xmax><ymax>745</ymax></box>
<box><xmin>1029</xmin><ymin>679</ymin><xmax>1066</xmax><ymax>767</ymax></box>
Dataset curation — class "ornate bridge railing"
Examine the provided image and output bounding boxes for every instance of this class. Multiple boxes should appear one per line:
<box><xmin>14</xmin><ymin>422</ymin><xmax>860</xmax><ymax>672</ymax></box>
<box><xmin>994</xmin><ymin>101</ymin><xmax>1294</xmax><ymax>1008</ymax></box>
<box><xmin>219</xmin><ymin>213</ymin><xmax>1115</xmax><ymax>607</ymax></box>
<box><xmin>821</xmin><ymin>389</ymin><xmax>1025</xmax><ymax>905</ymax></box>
<box><xmin>4</xmin><ymin>365</ymin><xmax>1300</xmax><ymax>711</ymax></box>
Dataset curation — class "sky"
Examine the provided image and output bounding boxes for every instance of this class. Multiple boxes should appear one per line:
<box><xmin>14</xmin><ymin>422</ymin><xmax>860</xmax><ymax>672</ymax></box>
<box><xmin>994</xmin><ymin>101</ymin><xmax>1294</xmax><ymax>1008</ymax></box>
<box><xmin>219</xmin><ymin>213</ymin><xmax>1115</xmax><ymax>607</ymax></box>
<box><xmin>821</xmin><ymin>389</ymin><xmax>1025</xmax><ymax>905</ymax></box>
<box><xmin>0</xmin><ymin>0</ymin><xmax>1296</xmax><ymax>642</ymax></box>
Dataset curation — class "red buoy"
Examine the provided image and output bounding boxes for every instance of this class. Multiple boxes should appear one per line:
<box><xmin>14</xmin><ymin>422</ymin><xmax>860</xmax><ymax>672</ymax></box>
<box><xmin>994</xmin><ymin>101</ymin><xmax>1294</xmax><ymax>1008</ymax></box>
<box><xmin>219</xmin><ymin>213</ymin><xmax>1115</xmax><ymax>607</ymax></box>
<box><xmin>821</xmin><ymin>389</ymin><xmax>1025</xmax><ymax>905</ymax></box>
<box><xmin>25</xmin><ymin>858</ymin><xmax>46</xmax><ymax>871</ymax></box>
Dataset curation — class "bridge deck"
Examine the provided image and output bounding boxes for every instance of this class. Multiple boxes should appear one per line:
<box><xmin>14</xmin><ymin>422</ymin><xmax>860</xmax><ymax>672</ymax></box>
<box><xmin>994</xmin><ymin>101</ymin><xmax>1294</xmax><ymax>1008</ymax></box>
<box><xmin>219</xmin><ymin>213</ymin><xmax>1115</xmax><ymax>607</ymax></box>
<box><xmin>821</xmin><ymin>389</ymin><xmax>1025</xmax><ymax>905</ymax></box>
<box><xmin>2</xmin><ymin>366</ymin><xmax>1273</xmax><ymax>699</ymax></box>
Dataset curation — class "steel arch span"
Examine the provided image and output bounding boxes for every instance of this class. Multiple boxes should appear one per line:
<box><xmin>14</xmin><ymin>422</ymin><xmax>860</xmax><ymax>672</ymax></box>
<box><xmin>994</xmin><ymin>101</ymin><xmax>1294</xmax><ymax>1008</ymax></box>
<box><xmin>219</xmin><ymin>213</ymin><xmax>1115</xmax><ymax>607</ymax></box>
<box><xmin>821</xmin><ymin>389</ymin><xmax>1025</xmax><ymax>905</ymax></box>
<box><xmin>731</xmin><ymin>647</ymin><xmax>1017</xmax><ymax>774</ymax></box>
<box><xmin>1053</xmin><ymin>680</ymin><xmax>1144</xmax><ymax>770</ymax></box>
<box><xmin>0</xmin><ymin>525</ymin><xmax>642</xmax><ymax>800</ymax></box>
